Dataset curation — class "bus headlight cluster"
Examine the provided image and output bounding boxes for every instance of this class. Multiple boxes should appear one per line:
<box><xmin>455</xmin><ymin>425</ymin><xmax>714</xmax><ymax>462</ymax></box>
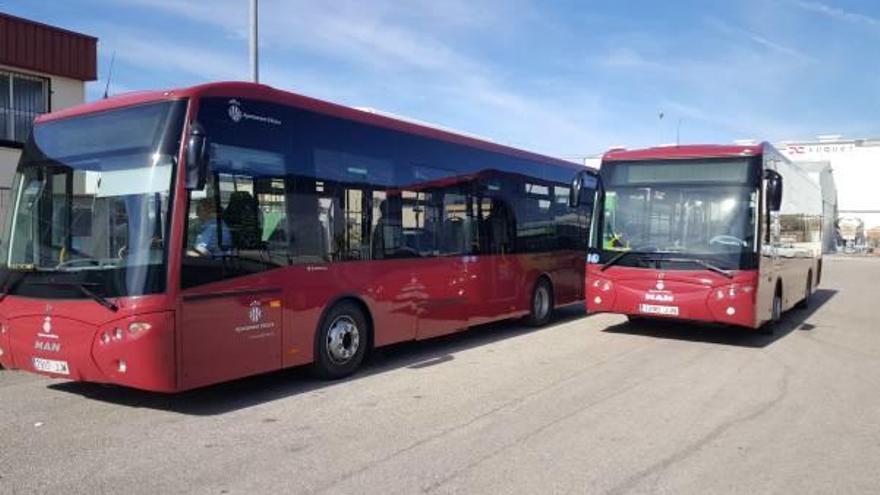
<box><xmin>589</xmin><ymin>278</ymin><xmax>614</xmax><ymax>306</ymax></box>
<box><xmin>709</xmin><ymin>283</ymin><xmax>756</xmax><ymax>320</ymax></box>
<box><xmin>100</xmin><ymin>328</ymin><xmax>124</xmax><ymax>345</ymax></box>
<box><xmin>591</xmin><ymin>278</ymin><xmax>613</xmax><ymax>292</ymax></box>
<box><xmin>98</xmin><ymin>322</ymin><xmax>152</xmax><ymax>346</ymax></box>
<box><xmin>715</xmin><ymin>284</ymin><xmax>753</xmax><ymax>301</ymax></box>
<box><xmin>127</xmin><ymin>322</ymin><xmax>152</xmax><ymax>335</ymax></box>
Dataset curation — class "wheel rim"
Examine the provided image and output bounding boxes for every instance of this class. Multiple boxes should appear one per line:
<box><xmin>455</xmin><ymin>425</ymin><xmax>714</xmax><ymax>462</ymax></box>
<box><xmin>534</xmin><ymin>285</ymin><xmax>550</xmax><ymax>320</ymax></box>
<box><xmin>326</xmin><ymin>315</ymin><xmax>360</xmax><ymax>364</ymax></box>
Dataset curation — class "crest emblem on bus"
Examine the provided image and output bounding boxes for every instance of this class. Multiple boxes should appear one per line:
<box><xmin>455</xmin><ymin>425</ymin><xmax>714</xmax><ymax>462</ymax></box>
<box><xmin>42</xmin><ymin>316</ymin><xmax>52</xmax><ymax>334</ymax></box>
<box><xmin>228</xmin><ymin>99</ymin><xmax>243</xmax><ymax>123</ymax></box>
<box><xmin>656</xmin><ymin>281</ymin><xmax>665</xmax><ymax>291</ymax></box>
<box><xmin>248</xmin><ymin>301</ymin><xmax>263</xmax><ymax>324</ymax></box>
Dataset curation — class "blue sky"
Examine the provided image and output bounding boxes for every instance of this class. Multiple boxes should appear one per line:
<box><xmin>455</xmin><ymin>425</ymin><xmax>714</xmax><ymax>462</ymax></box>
<box><xmin>6</xmin><ymin>0</ymin><xmax>880</xmax><ymax>158</ymax></box>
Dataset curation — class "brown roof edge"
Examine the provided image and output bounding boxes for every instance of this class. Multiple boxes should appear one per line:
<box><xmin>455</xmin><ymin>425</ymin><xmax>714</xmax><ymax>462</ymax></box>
<box><xmin>0</xmin><ymin>13</ymin><xmax>98</xmax><ymax>81</ymax></box>
<box><xmin>0</xmin><ymin>12</ymin><xmax>98</xmax><ymax>41</ymax></box>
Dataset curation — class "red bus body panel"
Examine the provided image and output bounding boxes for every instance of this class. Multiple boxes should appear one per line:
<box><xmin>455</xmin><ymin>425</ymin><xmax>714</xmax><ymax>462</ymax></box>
<box><xmin>0</xmin><ymin>296</ymin><xmax>177</xmax><ymax>391</ymax></box>
<box><xmin>0</xmin><ymin>252</ymin><xmax>582</xmax><ymax>392</ymax></box>
<box><xmin>174</xmin><ymin>252</ymin><xmax>582</xmax><ymax>390</ymax></box>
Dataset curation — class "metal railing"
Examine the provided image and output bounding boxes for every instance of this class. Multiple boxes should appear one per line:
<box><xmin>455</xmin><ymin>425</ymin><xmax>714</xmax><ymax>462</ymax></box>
<box><xmin>1</xmin><ymin>70</ymin><xmax>49</xmax><ymax>144</ymax></box>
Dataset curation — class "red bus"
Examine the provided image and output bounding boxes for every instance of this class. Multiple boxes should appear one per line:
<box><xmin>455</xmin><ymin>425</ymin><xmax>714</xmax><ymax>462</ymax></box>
<box><xmin>586</xmin><ymin>143</ymin><xmax>823</xmax><ymax>330</ymax></box>
<box><xmin>0</xmin><ymin>82</ymin><xmax>599</xmax><ymax>391</ymax></box>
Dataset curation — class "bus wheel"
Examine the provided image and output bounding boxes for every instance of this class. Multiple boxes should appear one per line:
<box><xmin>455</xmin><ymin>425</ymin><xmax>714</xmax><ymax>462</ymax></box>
<box><xmin>313</xmin><ymin>301</ymin><xmax>369</xmax><ymax>379</ymax></box>
<box><xmin>796</xmin><ymin>272</ymin><xmax>812</xmax><ymax>309</ymax></box>
<box><xmin>760</xmin><ymin>288</ymin><xmax>783</xmax><ymax>335</ymax></box>
<box><xmin>526</xmin><ymin>278</ymin><xmax>554</xmax><ymax>327</ymax></box>
<box><xmin>772</xmin><ymin>289</ymin><xmax>782</xmax><ymax>322</ymax></box>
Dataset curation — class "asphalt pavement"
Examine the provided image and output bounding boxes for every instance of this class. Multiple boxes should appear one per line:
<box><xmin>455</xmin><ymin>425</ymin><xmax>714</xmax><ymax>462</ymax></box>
<box><xmin>1</xmin><ymin>255</ymin><xmax>878</xmax><ymax>495</ymax></box>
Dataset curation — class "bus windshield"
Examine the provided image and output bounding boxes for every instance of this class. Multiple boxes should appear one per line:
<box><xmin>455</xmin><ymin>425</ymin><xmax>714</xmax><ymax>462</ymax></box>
<box><xmin>599</xmin><ymin>160</ymin><xmax>759</xmax><ymax>270</ymax></box>
<box><xmin>0</xmin><ymin>100</ymin><xmax>186</xmax><ymax>298</ymax></box>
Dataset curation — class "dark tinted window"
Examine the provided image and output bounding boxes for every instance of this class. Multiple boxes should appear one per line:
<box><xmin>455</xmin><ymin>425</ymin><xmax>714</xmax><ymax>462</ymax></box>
<box><xmin>182</xmin><ymin>97</ymin><xmax>591</xmax><ymax>287</ymax></box>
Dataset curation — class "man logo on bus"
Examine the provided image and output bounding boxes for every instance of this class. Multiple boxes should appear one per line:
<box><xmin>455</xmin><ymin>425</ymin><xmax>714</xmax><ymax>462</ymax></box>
<box><xmin>249</xmin><ymin>301</ymin><xmax>263</xmax><ymax>324</ymax></box>
<box><xmin>228</xmin><ymin>99</ymin><xmax>243</xmax><ymax>123</ymax></box>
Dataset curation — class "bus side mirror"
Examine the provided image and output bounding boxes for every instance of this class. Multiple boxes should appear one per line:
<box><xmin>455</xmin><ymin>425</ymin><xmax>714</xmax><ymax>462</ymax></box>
<box><xmin>569</xmin><ymin>170</ymin><xmax>597</xmax><ymax>208</ymax></box>
<box><xmin>185</xmin><ymin>123</ymin><xmax>209</xmax><ymax>190</ymax></box>
<box><xmin>765</xmin><ymin>169</ymin><xmax>783</xmax><ymax>212</ymax></box>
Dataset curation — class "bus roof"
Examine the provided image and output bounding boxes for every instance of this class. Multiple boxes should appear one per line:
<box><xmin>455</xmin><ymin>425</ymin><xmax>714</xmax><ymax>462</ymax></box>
<box><xmin>36</xmin><ymin>81</ymin><xmax>585</xmax><ymax>172</ymax></box>
<box><xmin>603</xmin><ymin>143</ymin><xmax>767</xmax><ymax>162</ymax></box>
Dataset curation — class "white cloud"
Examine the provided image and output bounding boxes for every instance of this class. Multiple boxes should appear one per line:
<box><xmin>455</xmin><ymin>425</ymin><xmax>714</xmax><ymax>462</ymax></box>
<box><xmin>708</xmin><ymin>18</ymin><xmax>815</xmax><ymax>62</ymax></box>
<box><xmin>100</xmin><ymin>0</ymin><xmax>616</xmax><ymax>155</ymax></box>
<box><xmin>793</xmin><ymin>1</ymin><xmax>880</xmax><ymax>28</ymax></box>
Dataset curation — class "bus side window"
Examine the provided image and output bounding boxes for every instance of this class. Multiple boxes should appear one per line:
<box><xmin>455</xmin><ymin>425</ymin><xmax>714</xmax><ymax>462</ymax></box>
<box><xmin>401</xmin><ymin>190</ymin><xmax>438</xmax><ymax>257</ymax></box>
<box><xmin>182</xmin><ymin>171</ymin><xmax>289</xmax><ymax>288</ymax></box>
<box><xmin>439</xmin><ymin>191</ymin><xmax>475</xmax><ymax>256</ymax></box>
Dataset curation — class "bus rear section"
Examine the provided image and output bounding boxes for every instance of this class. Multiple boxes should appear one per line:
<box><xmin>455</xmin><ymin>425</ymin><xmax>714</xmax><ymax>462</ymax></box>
<box><xmin>586</xmin><ymin>143</ymin><xmax>823</xmax><ymax>330</ymax></box>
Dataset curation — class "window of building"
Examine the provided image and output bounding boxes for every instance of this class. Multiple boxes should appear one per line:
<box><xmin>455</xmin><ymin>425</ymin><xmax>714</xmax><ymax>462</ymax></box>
<box><xmin>0</xmin><ymin>70</ymin><xmax>49</xmax><ymax>144</ymax></box>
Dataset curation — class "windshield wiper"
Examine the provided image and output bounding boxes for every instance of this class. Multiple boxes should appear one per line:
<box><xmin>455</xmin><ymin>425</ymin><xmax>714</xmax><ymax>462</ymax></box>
<box><xmin>74</xmin><ymin>282</ymin><xmax>119</xmax><ymax>312</ymax></box>
<box><xmin>0</xmin><ymin>269</ymin><xmax>38</xmax><ymax>302</ymax></box>
<box><xmin>644</xmin><ymin>257</ymin><xmax>734</xmax><ymax>279</ymax></box>
<box><xmin>17</xmin><ymin>278</ymin><xmax>119</xmax><ymax>312</ymax></box>
<box><xmin>601</xmin><ymin>251</ymin><xmax>645</xmax><ymax>271</ymax></box>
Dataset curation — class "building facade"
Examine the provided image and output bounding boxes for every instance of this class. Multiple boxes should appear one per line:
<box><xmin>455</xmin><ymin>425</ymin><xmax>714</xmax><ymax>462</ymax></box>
<box><xmin>0</xmin><ymin>13</ymin><xmax>97</xmax><ymax>216</ymax></box>
<box><xmin>777</xmin><ymin>136</ymin><xmax>880</xmax><ymax>235</ymax></box>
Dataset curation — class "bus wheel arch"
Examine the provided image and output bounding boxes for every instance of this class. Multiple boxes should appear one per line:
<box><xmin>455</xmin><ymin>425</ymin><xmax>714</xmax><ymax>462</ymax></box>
<box><xmin>312</xmin><ymin>296</ymin><xmax>373</xmax><ymax>379</ymax></box>
<box><xmin>525</xmin><ymin>274</ymin><xmax>554</xmax><ymax>327</ymax></box>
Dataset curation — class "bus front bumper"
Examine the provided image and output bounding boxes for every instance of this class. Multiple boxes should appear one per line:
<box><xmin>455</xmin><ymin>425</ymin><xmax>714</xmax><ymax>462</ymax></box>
<box><xmin>0</xmin><ymin>311</ymin><xmax>178</xmax><ymax>392</ymax></box>
<box><xmin>585</xmin><ymin>271</ymin><xmax>759</xmax><ymax>328</ymax></box>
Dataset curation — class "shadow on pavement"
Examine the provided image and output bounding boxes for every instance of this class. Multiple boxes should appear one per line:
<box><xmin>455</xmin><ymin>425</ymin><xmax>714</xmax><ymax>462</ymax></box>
<box><xmin>602</xmin><ymin>288</ymin><xmax>837</xmax><ymax>348</ymax></box>
<box><xmin>49</xmin><ymin>305</ymin><xmax>586</xmax><ymax>415</ymax></box>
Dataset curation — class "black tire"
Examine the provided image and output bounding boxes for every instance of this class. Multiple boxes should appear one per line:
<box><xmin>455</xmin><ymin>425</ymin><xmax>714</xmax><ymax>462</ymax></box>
<box><xmin>312</xmin><ymin>301</ymin><xmax>369</xmax><ymax>380</ymax></box>
<box><xmin>760</xmin><ymin>287</ymin><xmax>783</xmax><ymax>335</ymax></box>
<box><xmin>526</xmin><ymin>278</ymin><xmax>554</xmax><ymax>327</ymax></box>
<box><xmin>796</xmin><ymin>272</ymin><xmax>812</xmax><ymax>309</ymax></box>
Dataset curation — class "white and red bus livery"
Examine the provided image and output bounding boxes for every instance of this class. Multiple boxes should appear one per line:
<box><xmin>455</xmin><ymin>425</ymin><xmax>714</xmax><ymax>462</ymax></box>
<box><xmin>587</xmin><ymin>143</ymin><xmax>822</xmax><ymax>329</ymax></box>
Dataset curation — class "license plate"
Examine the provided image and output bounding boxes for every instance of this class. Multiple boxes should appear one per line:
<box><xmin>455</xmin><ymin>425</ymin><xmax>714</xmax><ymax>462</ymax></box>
<box><xmin>639</xmin><ymin>304</ymin><xmax>680</xmax><ymax>316</ymax></box>
<box><xmin>32</xmin><ymin>357</ymin><xmax>70</xmax><ymax>375</ymax></box>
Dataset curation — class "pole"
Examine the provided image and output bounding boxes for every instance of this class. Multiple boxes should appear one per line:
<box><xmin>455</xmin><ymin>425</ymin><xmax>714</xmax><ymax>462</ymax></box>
<box><xmin>250</xmin><ymin>0</ymin><xmax>259</xmax><ymax>83</ymax></box>
<box><xmin>676</xmin><ymin>118</ymin><xmax>682</xmax><ymax>146</ymax></box>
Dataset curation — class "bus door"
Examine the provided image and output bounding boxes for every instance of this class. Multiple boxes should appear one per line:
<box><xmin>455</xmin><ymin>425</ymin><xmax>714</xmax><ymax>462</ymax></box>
<box><xmin>756</xmin><ymin>168</ymin><xmax>782</xmax><ymax>323</ymax></box>
<box><xmin>405</xmin><ymin>188</ymin><xmax>474</xmax><ymax>339</ymax></box>
<box><xmin>475</xmin><ymin>189</ymin><xmax>518</xmax><ymax>319</ymax></box>
<box><xmin>178</xmin><ymin>172</ymin><xmax>285</xmax><ymax>389</ymax></box>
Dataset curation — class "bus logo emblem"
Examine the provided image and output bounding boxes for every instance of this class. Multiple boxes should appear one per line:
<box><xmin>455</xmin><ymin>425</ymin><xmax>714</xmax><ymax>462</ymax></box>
<box><xmin>656</xmin><ymin>281</ymin><xmax>665</xmax><ymax>291</ymax></box>
<box><xmin>228</xmin><ymin>100</ymin><xmax>243</xmax><ymax>123</ymax></box>
<box><xmin>42</xmin><ymin>317</ymin><xmax>52</xmax><ymax>334</ymax></box>
<box><xmin>249</xmin><ymin>301</ymin><xmax>263</xmax><ymax>323</ymax></box>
